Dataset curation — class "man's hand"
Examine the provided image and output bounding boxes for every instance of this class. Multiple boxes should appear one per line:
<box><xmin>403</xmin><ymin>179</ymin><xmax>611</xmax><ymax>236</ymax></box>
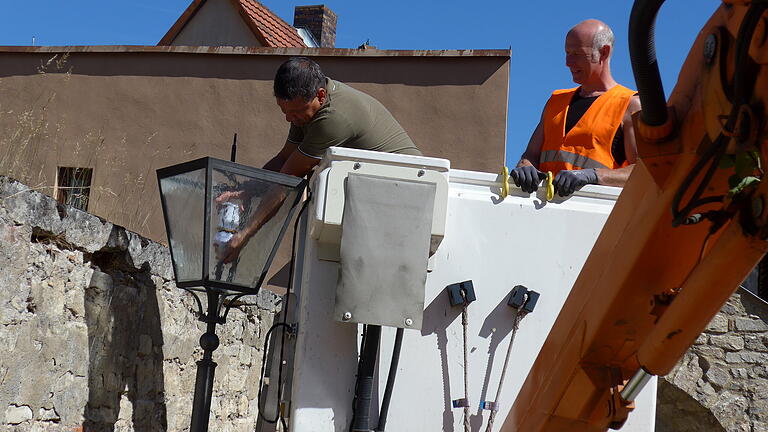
<box><xmin>553</xmin><ymin>169</ymin><xmax>598</xmax><ymax>197</ymax></box>
<box><xmin>214</xmin><ymin>190</ymin><xmax>246</xmax><ymax>206</ymax></box>
<box><xmin>216</xmin><ymin>185</ymin><xmax>289</xmax><ymax>264</ymax></box>
<box><xmin>220</xmin><ymin>230</ymin><xmax>249</xmax><ymax>264</ymax></box>
<box><xmin>511</xmin><ymin>166</ymin><xmax>547</xmax><ymax>193</ymax></box>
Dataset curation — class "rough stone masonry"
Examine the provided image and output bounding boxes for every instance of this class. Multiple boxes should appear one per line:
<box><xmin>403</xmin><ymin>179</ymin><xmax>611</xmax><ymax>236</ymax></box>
<box><xmin>0</xmin><ymin>177</ymin><xmax>281</xmax><ymax>432</ymax></box>
<box><xmin>657</xmin><ymin>289</ymin><xmax>768</xmax><ymax>432</ymax></box>
<box><xmin>4</xmin><ymin>174</ymin><xmax>768</xmax><ymax>432</ymax></box>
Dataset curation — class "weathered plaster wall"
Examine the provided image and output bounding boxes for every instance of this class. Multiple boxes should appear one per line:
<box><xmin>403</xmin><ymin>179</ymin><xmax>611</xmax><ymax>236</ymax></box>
<box><xmin>0</xmin><ymin>47</ymin><xmax>509</xmax><ymax>294</ymax></box>
<box><xmin>0</xmin><ymin>176</ymin><xmax>280</xmax><ymax>431</ymax></box>
<box><xmin>657</xmin><ymin>288</ymin><xmax>768</xmax><ymax>432</ymax></box>
<box><xmin>0</xmin><ymin>47</ymin><xmax>509</xmax><ymax>245</ymax></box>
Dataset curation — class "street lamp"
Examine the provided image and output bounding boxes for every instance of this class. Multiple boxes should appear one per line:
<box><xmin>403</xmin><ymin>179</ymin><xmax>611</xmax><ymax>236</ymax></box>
<box><xmin>156</xmin><ymin>157</ymin><xmax>306</xmax><ymax>432</ymax></box>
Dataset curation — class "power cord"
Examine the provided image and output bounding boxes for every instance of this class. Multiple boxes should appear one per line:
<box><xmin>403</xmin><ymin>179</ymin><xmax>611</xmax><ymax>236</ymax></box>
<box><xmin>257</xmin><ymin>184</ymin><xmax>312</xmax><ymax>430</ymax></box>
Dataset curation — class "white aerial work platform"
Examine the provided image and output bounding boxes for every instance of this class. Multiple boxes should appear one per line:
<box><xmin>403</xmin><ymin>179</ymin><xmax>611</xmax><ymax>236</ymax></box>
<box><xmin>266</xmin><ymin>148</ymin><xmax>656</xmax><ymax>432</ymax></box>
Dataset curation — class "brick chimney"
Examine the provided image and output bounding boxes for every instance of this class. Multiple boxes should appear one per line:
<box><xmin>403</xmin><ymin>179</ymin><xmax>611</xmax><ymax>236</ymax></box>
<box><xmin>294</xmin><ymin>5</ymin><xmax>337</xmax><ymax>48</ymax></box>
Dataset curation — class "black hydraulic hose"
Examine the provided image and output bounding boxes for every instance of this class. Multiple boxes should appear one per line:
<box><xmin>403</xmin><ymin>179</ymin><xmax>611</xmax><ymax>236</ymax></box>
<box><xmin>350</xmin><ymin>325</ymin><xmax>368</xmax><ymax>427</ymax></box>
<box><xmin>670</xmin><ymin>3</ymin><xmax>768</xmax><ymax>226</ymax></box>
<box><xmin>671</xmin><ymin>134</ymin><xmax>727</xmax><ymax>226</ymax></box>
<box><xmin>375</xmin><ymin>328</ymin><xmax>404</xmax><ymax>432</ymax></box>
<box><xmin>731</xmin><ymin>2</ymin><xmax>768</xmax><ymax>107</ymax></box>
<box><xmin>629</xmin><ymin>0</ymin><xmax>668</xmax><ymax>127</ymax></box>
<box><xmin>351</xmin><ymin>325</ymin><xmax>382</xmax><ymax>432</ymax></box>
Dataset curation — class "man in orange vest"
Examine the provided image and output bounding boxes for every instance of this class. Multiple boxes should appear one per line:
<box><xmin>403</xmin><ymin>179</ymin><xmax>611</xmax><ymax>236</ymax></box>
<box><xmin>511</xmin><ymin>19</ymin><xmax>642</xmax><ymax>197</ymax></box>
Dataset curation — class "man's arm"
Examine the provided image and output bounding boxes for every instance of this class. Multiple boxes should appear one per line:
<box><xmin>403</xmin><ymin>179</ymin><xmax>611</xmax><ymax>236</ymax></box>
<box><xmin>215</xmin><ymin>140</ymin><xmax>307</xmax><ymax>204</ymax></box>
<box><xmin>594</xmin><ymin>95</ymin><xmax>642</xmax><ymax>186</ymax></box>
<box><xmin>246</xmin><ymin>147</ymin><xmax>318</xmax><ymax>237</ymax></box>
<box><xmin>518</xmin><ymin>113</ymin><xmax>545</xmax><ymax>168</ymax></box>
<box><xmin>220</xmin><ymin>114</ymin><xmax>346</xmax><ymax>262</ymax></box>
<box><xmin>510</xmin><ymin>111</ymin><xmax>548</xmax><ymax>193</ymax></box>
<box><xmin>263</xmin><ymin>140</ymin><xmax>300</xmax><ymax>172</ymax></box>
<box><xmin>278</xmin><ymin>148</ymin><xmax>321</xmax><ymax>177</ymax></box>
<box><xmin>219</xmin><ymin>144</ymin><xmax>319</xmax><ymax>263</ymax></box>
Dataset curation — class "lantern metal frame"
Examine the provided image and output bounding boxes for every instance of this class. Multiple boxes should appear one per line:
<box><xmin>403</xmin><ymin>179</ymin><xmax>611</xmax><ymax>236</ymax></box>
<box><xmin>156</xmin><ymin>156</ymin><xmax>306</xmax><ymax>432</ymax></box>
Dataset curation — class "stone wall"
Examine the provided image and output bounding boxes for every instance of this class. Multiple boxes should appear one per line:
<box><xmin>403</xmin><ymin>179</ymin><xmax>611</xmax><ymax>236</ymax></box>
<box><xmin>658</xmin><ymin>288</ymin><xmax>768</xmax><ymax>432</ymax></box>
<box><xmin>0</xmin><ymin>177</ymin><xmax>281</xmax><ymax>431</ymax></box>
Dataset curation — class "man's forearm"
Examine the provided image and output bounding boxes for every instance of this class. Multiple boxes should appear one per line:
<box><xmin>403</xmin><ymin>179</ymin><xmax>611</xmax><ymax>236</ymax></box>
<box><xmin>263</xmin><ymin>154</ymin><xmax>287</xmax><ymax>172</ymax></box>
<box><xmin>517</xmin><ymin>157</ymin><xmax>536</xmax><ymax>168</ymax></box>
<box><xmin>595</xmin><ymin>165</ymin><xmax>634</xmax><ymax>187</ymax></box>
<box><xmin>241</xmin><ymin>187</ymin><xmax>288</xmax><ymax>239</ymax></box>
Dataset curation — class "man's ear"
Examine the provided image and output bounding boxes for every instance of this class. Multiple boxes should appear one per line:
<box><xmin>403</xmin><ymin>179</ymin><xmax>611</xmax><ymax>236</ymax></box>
<box><xmin>316</xmin><ymin>88</ymin><xmax>327</xmax><ymax>104</ymax></box>
<box><xmin>600</xmin><ymin>45</ymin><xmax>611</xmax><ymax>63</ymax></box>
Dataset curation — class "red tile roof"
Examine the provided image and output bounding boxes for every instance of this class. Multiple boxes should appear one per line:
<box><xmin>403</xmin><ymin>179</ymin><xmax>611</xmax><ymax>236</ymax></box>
<box><xmin>238</xmin><ymin>0</ymin><xmax>306</xmax><ymax>47</ymax></box>
<box><xmin>159</xmin><ymin>0</ymin><xmax>306</xmax><ymax>48</ymax></box>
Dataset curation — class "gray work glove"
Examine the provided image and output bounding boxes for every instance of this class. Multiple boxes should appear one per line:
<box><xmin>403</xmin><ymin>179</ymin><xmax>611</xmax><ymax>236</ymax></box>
<box><xmin>553</xmin><ymin>169</ymin><xmax>599</xmax><ymax>197</ymax></box>
<box><xmin>510</xmin><ymin>166</ymin><xmax>547</xmax><ymax>194</ymax></box>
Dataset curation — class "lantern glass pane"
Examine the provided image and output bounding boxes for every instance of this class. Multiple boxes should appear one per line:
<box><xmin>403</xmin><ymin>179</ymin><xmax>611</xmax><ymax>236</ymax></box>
<box><xmin>209</xmin><ymin>168</ymin><xmax>301</xmax><ymax>290</ymax></box>
<box><xmin>159</xmin><ymin>168</ymin><xmax>206</xmax><ymax>282</ymax></box>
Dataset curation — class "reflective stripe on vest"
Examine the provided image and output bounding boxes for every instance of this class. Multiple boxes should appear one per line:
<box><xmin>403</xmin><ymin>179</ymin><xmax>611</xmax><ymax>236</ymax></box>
<box><xmin>538</xmin><ymin>85</ymin><xmax>635</xmax><ymax>176</ymax></box>
<box><xmin>539</xmin><ymin>149</ymin><xmax>610</xmax><ymax>170</ymax></box>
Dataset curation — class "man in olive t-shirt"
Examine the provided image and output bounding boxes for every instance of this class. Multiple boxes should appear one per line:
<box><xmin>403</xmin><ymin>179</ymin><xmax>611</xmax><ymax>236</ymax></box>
<box><xmin>263</xmin><ymin>56</ymin><xmax>421</xmax><ymax>177</ymax></box>
<box><xmin>216</xmin><ymin>57</ymin><xmax>421</xmax><ymax>263</ymax></box>
<box><xmin>287</xmin><ymin>78</ymin><xmax>421</xmax><ymax>159</ymax></box>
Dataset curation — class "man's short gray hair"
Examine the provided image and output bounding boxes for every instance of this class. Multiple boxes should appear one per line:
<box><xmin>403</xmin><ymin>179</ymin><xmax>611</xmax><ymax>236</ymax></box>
<box><xmin>592</xmin><ymin>26</ymin><xmax>614</xmax><ymax>60</ymax></box>
<box><xmin>274</xmin><ymin>57</ymin><xmax>327</xmax><ymax>101</ymax></box>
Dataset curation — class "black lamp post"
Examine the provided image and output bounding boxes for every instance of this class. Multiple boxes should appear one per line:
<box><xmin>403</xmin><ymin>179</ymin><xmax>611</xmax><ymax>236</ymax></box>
<box><xmin>156</xmin><ymin>157</ymin><xmax>306</xmax><ymax>432</ymax></box>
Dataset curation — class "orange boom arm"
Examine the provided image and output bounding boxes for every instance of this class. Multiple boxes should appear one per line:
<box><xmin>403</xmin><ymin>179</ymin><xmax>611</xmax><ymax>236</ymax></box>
<box><xmin>504</xmin><ymin>1</ymin><xmax>768</xmax><ymax>430</ymax></box>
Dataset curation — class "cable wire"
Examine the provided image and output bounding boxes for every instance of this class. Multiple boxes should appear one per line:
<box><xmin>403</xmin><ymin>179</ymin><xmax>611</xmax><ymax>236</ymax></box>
<box><xmin>256</xmin><ymin>185</ymin><xmax>312</xmax><ymax>430</ymax></box>
<box><xmin>461</xmin><ymin>304</ymin><xmax>470</xmax><ymax>432</ymax></box>
<box><xmin>375</xmin><ymin>328</ymin><xmax>404</xmax><ymax>431</ymax></box>
<box><xmin>484</xmin><ymin>311</ymin><xmax>524</xmax><ymax>432</ymax></box>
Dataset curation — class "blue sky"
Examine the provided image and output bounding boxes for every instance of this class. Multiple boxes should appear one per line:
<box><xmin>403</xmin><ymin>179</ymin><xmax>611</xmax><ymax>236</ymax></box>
<box><xmin>0</xmin><ymin>0</ymin><xmax>721</xmax><ymax>167</ymax></box>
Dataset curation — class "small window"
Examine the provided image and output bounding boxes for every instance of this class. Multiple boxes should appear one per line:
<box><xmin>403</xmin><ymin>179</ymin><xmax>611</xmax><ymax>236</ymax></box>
<box><xmin>56</xmin><ymin>167</ymin><xmax>92</xmax><ymax>211</ymax></box>
<box><xmin>757</xmin><ymin>257</ymin><xmax>768</xmax><ymax>301</ymax></box>
<box><xmin>743</xmin><ymin>257</ymin><xmax>768</xmax><ymax>301</ymax></box>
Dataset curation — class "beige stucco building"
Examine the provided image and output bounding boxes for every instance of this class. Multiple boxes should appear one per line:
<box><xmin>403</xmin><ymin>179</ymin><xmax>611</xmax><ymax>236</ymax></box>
<box><xmin>0</xmin><ymin>1</ymin><xmax>510</xmax><ymax>290</ymax></box>
<box><xmin>0</xmin><ymin>46</ymin><xmax>510</xmax><ymax>288</ymax></box>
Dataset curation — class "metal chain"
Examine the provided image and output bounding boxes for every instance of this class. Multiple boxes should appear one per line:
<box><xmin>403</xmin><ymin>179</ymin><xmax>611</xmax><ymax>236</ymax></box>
<box><xmin>462</xmin><ymin>304</ymin><xmax>470</xmax><ymax>432</ymax></box>
<box><xmin>485</xmin><ymin>311</ymin><xmax>523</xmax><ymax>432</ymax></box>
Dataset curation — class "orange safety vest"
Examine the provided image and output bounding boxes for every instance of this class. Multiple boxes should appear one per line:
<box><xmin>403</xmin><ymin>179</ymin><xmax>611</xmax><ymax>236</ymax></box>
<box><xmin>538</xmin><ymin>85</ymin><xmax>635</xmax><ymax>176</ymax></box>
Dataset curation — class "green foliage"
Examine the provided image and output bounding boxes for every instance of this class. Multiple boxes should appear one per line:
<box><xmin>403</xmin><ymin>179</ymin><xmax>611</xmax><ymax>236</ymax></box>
<box><xmin>727</xmin><ymin>175</ymin><xmax>760</xmax><ymax>196</ymax></box>
<box><xmin>722</xmin><ymin>150</ymin><xmax>762</xmax><ymax>198</ymax></box>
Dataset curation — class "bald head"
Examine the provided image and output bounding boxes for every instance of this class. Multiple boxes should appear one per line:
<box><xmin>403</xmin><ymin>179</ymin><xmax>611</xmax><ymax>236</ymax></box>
<box><xmin>568</xmin><ymin>19</ymin><xmax>614</xmax><ymax>61</ymax></box>
<box><xmin>564</xmin><ymin>19</ymin><xmax>616</xmax><ymax>85</ymax></box>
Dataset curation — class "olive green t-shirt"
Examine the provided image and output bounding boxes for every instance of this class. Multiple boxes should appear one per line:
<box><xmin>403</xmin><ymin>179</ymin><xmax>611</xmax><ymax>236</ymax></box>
<box><xmin>287</xmin><ymin>78</ymin><xmax>421</xmax><ymax>158</ymax></box>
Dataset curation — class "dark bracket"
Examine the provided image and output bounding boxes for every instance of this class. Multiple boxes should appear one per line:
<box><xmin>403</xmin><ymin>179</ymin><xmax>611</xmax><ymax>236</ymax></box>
<box><xmin>452</xmin><ymin>398</ymin><xmax>469</xmax><ymax>408</ymax></box>
<box><xmin>508</xmin><ymin>285</ymin><xmax>527</xmax><ymax>309</ymax></box>
<box><xmin>508</xmin><ymin>285</ymin><xmax>540</xmax><ymax>313</ymax></box>
<box><xmin>479</xmin><ymin>400</ymin><xmax>498</xmax><ymax>412</ymax></box>
<box><xmin>523</xmin><ymin>290</ymin><xmax>539</xmax><ymax>314</ymax></box>
<box><xmin>447</xmin><ymin>280</ymin><xmax>477</xmax><ymax>307</ymax></box>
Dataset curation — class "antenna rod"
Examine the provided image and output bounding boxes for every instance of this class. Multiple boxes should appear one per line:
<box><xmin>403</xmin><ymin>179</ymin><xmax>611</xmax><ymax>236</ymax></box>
<box><xmin>230</xmin><ymin>133</ymin><xmax>237</xmax><ymax>162</ymax></box>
